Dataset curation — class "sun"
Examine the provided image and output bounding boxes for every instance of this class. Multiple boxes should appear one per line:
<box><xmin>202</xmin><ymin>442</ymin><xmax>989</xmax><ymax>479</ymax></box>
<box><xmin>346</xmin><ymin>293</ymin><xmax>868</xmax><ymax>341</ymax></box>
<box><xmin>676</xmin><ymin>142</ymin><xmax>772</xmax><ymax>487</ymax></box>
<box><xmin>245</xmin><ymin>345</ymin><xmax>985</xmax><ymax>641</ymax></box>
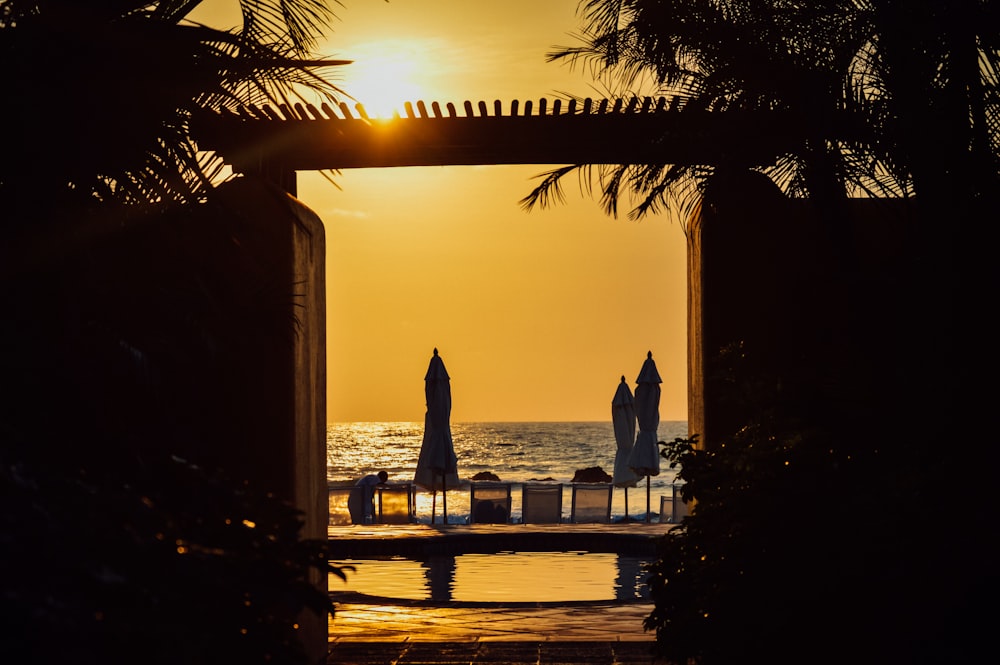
<box><xmin>341</xmin><ymin>42</ymin><xmax>432</xmax><ymax>119</ymax></box>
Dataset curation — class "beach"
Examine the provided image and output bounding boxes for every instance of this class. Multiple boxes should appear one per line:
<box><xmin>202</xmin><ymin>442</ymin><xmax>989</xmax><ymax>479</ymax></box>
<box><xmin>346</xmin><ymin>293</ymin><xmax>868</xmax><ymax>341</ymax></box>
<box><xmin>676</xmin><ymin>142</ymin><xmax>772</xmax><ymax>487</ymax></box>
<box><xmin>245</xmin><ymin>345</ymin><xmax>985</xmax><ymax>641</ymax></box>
<box><xmin>328</xmin><ymin>421</ymin><xmax>688</xmax><ymax>523</ymax></box>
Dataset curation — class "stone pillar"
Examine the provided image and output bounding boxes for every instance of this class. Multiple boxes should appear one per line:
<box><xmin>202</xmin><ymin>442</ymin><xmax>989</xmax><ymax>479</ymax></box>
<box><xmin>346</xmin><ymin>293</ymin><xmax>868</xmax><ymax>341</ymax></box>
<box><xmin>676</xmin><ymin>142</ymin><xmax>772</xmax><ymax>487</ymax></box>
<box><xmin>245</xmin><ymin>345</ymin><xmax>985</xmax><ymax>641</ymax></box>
<box><xmin>687</xmin><ymin>170</ymin><xmax>921</xmax><ymax>455</ymax></box>
<box><xmin>687</xmin><ymin>170</ymin><xmax>808</xmax><ymax>450</ymax></box>
<box><xmin>214</xmin><ymin>176</ymin><xmax>328</xmax><ymax>663</ymax></box>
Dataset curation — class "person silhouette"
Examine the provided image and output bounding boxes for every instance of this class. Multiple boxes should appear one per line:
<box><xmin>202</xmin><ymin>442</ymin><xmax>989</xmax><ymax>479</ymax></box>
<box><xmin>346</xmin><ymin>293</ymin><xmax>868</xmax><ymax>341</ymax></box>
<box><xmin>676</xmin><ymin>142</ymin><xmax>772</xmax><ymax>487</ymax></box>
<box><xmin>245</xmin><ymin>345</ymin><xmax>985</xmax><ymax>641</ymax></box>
<box><xmin>348</xmin><ymin>470</ymin><xmax>388</xmax><ymax>524</ymax></box>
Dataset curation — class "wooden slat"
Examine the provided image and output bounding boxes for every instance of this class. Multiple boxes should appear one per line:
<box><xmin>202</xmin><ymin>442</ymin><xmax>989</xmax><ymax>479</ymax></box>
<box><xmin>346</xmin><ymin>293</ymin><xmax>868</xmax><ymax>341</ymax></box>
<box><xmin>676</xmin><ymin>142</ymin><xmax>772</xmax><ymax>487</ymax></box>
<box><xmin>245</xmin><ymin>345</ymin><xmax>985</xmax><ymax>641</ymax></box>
<box><xmin>305</xmin><ymin>103</ymin><xmax>323</xmax><ymax>120</ymax></box>
<box><xmin>209</xmin><ymin>96</ymin><xmax>720</xmax><ymax>121</ymax></box>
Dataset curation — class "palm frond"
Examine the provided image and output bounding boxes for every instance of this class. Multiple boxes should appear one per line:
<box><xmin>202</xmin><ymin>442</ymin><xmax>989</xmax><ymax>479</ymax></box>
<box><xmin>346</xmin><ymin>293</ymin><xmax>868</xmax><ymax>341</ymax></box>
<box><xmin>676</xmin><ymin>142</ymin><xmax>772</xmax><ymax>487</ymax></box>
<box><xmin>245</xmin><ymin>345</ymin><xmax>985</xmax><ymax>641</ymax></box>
<box><xmin>519</xmin><ymin>165</ymin><xmax>585</xmax><ymax>212</ymax></box>
<box><xmin>317</xmin><ymin>169</ymin><xmax>343</xmax><ymax>190</ymax></box>
<box><xmin>1</xmin><ymin>0</ymin><xmax>350</xmax><ymax>219</ymax></box>
<box><xmin>597</xmin><ymin>164</ymin><xmax>627</xmax><ymax>217</ymax></box>
<box><xmin>238</xmin><ymin>0</ymin><xmax>340</xmax><ymax>55</ymax></box>
<box><xmin>629</xmin><ymin>163</ymin><xmax>708</xmax><ymax>221</ymax></box>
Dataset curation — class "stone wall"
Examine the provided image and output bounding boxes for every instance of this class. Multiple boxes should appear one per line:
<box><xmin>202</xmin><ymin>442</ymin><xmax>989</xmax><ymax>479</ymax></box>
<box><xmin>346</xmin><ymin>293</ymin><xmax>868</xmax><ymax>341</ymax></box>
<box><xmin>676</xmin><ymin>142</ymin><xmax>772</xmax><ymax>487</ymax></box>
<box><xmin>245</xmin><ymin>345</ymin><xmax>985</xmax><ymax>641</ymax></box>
<box><xmin>687</xmin><ymin>170</ymin><xmax>924</xmax><ymax>450</ymax></box>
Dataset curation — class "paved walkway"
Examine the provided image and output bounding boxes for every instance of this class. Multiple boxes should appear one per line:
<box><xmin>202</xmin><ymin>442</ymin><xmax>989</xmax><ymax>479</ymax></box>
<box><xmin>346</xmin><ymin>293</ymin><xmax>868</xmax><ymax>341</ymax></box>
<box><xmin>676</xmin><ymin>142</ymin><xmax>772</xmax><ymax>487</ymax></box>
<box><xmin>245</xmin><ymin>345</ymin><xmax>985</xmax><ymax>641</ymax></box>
<box><xmin>327</xmin><ymin>601</ymin><xmax>661</xmax><ymax>664</ymax></box>
<box><xmin>326</xmin><ymin>524</ymin><xmax>671</xmax><ymax>664</ymax></box>
<box><xmin>327</xmin><ymin>639</ymin><xmax>661</xmax><ymax>664</ymax></box>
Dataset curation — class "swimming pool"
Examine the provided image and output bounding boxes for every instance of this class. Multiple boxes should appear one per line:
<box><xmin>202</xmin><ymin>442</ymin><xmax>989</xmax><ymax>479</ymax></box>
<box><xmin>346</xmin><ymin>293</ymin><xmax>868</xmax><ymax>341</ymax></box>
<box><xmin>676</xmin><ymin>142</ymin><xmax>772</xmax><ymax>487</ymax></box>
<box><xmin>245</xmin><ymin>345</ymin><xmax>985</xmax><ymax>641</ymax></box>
<box><xmin>330</xmin><ymin>551</ymin><xmax>652</xmax><ymax>603</ymax></box>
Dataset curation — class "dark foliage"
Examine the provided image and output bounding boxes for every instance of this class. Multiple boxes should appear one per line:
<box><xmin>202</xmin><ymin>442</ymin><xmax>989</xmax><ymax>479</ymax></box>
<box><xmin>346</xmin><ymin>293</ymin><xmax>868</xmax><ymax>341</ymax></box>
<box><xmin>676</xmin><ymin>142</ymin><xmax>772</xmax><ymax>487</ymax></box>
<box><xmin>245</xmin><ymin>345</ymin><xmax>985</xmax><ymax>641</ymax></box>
<box><xmin>2</xmin><ymin>452</ymin><xmax>334</xmax><ymax>665</ymax></box>
<box><xmin>647</xmin><ymin>337</ymin><xmax>986</xmax><ymax>665</ymax></box>
<box><xmin>525</xmin><ymin>1</ymin><xmax>999</xmax><ymax>221</ymax></box>
<box><xmin>1</xmin><ymin>0</ymin><xmax>345</xmax><ymax>217</ymax></box>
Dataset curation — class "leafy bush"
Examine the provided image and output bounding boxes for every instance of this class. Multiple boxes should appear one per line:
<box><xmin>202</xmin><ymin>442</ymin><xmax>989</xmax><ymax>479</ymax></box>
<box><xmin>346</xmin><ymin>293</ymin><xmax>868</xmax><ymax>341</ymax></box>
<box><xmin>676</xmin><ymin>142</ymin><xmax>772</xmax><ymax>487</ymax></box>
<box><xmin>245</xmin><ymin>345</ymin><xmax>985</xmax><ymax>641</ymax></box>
<box><xmin>645</xmin><ymin>344</ymin><xmax>970</xmax><ymax>665</ymax></box>
<box><xmin>1</xmin><ymin>450</ymin><xmax>338</xmax><ymax>665</ymax></box>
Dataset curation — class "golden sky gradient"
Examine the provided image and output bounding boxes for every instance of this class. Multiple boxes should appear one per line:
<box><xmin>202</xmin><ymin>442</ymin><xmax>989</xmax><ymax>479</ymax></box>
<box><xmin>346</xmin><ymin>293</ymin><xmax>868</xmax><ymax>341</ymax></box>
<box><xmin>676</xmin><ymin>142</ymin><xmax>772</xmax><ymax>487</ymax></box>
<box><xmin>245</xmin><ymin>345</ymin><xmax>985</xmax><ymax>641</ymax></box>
<box><xmin>197</xmin><ymin>1</ymin><xmax>689</xmax><ymax>423</ymax></box>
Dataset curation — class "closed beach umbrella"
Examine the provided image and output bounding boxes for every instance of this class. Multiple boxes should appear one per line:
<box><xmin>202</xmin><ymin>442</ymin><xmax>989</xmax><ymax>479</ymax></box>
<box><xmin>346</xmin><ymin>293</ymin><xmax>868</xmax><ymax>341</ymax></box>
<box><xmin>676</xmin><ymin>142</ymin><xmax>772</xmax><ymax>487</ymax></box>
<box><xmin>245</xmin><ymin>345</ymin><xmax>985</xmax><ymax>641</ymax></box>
<box><xmin>414</xmin><ymin>348</ymin><xmax>460</xmax><ymax>524</ymax></box>
<box><xmin>628</xmin><ymin>351</ymin><xmax>662</xmax><ymax>522</ymax></box>
<box><xmin>611</xmin><ymin>376</ymin><xmax>640</xmax><ymax>522</ymax></box>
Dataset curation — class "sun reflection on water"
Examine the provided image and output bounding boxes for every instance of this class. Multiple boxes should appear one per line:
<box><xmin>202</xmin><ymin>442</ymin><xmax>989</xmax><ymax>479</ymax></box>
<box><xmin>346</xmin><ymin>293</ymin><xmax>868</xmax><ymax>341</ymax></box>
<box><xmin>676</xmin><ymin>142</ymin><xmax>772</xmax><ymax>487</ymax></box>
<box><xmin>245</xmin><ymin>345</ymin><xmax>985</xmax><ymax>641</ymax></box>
<box><xmin>330</xmin><ymin>552</ymin><xmax>651</xmax><ymax>603</ymax></box>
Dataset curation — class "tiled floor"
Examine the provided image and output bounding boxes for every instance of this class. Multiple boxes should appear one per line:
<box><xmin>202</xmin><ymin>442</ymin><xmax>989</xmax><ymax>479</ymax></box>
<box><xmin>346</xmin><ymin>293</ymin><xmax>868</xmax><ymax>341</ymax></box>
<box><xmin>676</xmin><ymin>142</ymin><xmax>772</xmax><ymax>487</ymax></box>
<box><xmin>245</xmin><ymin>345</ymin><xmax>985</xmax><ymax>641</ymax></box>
<box><xmin>327</xmin><ymin>640</ymin><xmax>662</xmax><ymax>664</ymax></box>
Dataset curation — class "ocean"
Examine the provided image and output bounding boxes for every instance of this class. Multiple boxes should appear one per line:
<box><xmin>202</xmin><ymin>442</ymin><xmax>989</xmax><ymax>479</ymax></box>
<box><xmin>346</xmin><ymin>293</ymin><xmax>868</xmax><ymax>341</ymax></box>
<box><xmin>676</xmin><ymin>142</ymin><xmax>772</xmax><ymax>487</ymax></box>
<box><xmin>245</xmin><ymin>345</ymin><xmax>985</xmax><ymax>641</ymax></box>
<box><xmin>327</xmin><ymin>421</ymin><xmax>688</xmax><ymax>523</ymax></box>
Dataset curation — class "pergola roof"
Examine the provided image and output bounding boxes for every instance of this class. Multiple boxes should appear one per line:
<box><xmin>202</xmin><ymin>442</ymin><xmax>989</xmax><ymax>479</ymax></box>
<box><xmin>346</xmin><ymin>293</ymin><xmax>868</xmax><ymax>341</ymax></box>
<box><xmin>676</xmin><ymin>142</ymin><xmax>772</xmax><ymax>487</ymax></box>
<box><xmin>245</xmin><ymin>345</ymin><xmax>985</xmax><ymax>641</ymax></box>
<box><xmin>193</xmin><ymin>96</ymin><xmax>806</xmax><ymax>172</ymax></box>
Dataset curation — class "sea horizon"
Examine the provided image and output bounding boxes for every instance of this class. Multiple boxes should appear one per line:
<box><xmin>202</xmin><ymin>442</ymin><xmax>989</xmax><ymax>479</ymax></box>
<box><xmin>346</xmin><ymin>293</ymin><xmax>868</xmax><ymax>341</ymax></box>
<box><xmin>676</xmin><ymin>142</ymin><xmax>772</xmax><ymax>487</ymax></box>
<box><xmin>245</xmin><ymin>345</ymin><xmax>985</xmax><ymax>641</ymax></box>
<box><xmin>327</xmin><ymin>420</ymin><xmax>688</xmax><ymax>523</ymax></box>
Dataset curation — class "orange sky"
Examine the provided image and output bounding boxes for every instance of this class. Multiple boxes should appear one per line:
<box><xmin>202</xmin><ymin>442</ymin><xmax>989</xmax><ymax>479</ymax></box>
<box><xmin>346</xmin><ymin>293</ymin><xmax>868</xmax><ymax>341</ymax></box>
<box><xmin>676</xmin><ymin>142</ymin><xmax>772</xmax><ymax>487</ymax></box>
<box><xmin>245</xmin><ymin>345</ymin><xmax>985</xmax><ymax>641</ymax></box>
<box><xmin>196</xmin><ymin>1</ymin><xmax>689</xmax><ymax>423</ymax></box>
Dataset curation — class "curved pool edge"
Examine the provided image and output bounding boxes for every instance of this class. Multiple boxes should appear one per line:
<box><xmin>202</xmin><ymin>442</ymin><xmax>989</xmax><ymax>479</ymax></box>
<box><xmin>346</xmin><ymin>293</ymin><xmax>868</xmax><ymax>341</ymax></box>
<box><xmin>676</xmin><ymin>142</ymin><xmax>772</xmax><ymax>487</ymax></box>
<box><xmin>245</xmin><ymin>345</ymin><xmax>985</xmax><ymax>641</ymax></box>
<box><xmin>330</xmin><ymin>590</ymin><xmax>653</xmax><ymax>609</ymax></box>
<box><xmin>328</xmin><ymin>522</ymin><xmax>675</xmax><ymax>558</ymax></box>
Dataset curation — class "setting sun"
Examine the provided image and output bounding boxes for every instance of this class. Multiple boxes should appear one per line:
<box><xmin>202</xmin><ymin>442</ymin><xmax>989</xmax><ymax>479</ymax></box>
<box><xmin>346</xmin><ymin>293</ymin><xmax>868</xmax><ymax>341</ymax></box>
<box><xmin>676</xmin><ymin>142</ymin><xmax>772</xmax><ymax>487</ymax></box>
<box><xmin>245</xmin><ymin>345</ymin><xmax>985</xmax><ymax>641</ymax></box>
<box><xmin>339</xmin><ymin>40</ymin><xmax>432</xmax><ymax>118</ymax></box>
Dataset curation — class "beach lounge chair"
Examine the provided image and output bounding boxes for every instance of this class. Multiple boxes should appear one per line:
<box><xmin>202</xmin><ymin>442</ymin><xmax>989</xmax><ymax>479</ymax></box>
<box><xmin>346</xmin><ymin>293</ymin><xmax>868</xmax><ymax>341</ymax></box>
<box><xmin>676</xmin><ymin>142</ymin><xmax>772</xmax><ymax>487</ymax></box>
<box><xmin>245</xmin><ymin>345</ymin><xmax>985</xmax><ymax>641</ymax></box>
<box><xmin>469</xmin><ymin>482</ymin><xmax>512</xmax><ymax>524</ymax></box>
<box><xmin>659</xmin><ymin>495</ymin><xmax>670</xmax><ymax>524</ymax></box>
<box><xmin>521</xmin><ymin>483</ymin><xmax>563</xmax><ymax>524</ymax></box>
<box><xmin>375</xmin><ymin>483</ymin><xmax>414</xmax><ymax>524</ymax></box>
<box><xmin>570</xmin><ymin>483</ymin><xmax>613</xmax><ymax>523</ymax></box>
<box><xmin>670</xmin><ymin>483</ymin><xmax>689</xmax><ymax>523</ymax></box>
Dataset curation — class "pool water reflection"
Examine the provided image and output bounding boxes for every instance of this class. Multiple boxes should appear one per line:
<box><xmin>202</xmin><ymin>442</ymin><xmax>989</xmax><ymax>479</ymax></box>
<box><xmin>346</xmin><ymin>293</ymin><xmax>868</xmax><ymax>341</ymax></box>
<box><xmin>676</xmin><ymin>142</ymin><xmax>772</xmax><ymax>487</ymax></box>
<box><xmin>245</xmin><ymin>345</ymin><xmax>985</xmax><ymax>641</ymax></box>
<box><xmin>330</xmin><ymin>551</ymin><xmax>652</xmax><ymax>603</ymax></box>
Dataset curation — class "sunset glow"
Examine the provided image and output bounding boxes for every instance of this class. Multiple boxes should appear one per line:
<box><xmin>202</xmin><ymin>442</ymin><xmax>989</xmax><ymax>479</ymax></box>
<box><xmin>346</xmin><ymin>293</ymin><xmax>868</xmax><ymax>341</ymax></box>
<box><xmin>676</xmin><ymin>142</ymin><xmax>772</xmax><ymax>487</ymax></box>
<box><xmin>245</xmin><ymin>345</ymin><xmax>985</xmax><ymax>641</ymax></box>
<box><xmin>195</xmin><ymin>1</ymin><xmax>689</xmax><ymax>423</ymax></box>
<box><xmin>339</xmin><ymin>40</ymin><xmax>432</xmax><ymax>118</ymax></box>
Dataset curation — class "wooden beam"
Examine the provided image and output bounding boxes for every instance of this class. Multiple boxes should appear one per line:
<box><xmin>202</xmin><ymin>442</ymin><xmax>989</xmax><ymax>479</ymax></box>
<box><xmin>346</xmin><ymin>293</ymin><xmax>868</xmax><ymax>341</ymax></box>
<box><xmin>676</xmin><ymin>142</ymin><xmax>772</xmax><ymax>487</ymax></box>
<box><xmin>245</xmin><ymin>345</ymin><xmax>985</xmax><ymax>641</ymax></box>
<box><xmin>194</xmin><ymin>98</ymin><xmax>807</xmax><ymax>173</ymax></box>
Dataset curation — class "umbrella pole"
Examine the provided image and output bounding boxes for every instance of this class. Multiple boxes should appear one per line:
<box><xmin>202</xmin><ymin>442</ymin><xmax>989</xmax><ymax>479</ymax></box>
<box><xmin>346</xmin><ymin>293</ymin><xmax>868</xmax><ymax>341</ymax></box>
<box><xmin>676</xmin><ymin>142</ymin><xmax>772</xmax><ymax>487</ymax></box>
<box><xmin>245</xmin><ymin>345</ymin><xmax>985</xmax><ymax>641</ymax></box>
<box><xmin>431</xmin><ymin>477</ymin><xmax>437</xmax><ymax>525</ymax></box>
<box><xmin>646</xmin><ymin>476</ymin><xmax>651</xmax><ymax>523</ymax></box>
<box><xmin>624</xmin><ymin>488</ymin><xmax>629</xmax><ymax>523</ymax></box>
<box><xmin>441</xmin><ymin>472</ymin><xmax>448</xmax><ymax>524</ymax></box>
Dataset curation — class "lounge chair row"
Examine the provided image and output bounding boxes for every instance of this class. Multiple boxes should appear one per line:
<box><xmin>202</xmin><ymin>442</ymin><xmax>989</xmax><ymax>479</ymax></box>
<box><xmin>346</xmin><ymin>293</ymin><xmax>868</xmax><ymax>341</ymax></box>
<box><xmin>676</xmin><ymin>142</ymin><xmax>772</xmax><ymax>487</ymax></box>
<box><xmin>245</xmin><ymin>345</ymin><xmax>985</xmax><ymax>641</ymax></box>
<box><xmin>327</xmin><ymin>481</ymin><xmax>619</xmax><ymax>525</ymax></box>
<box><xmin>476</xmin><ymin>483</ymin><xmax>690</xmax><ymax>524</ymax></box>
<box><xmin>469</xmin><ymin>481</ymin><xmax>615</xmax><ymax>524</ymax></box>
